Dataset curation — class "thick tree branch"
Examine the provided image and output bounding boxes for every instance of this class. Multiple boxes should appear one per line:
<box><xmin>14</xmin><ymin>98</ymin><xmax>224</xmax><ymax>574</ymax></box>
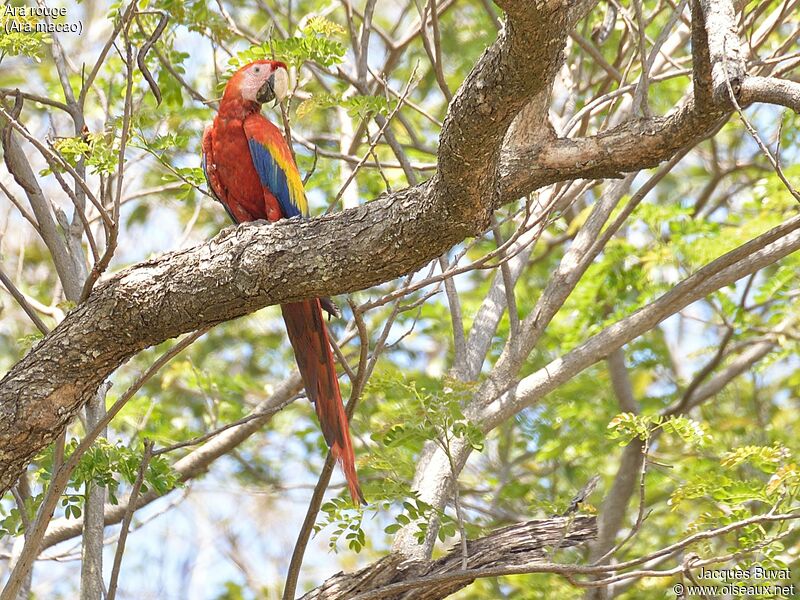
<box><xmin>500</xmin><ymin>97</ymin><xmax>726</xmax><ymax>199</ymax></box>
<box><xmin>300</xmin><ymin>516</ymin><xmax>596</xmax><ymax>600</ymax></box>
<box><xmin>739</xmin><ymin>76</ymin><xmax>800</xmax><ymax>113</ymax></box>
<box><xmin>436</xmin><ymin>0</ymin><xmax>597</xmax><ymax>229</ymax></box>
<box><xmin>698</xmin><ymin>0</ymin><xmax>746</xmax><ymax>103</ymax></box>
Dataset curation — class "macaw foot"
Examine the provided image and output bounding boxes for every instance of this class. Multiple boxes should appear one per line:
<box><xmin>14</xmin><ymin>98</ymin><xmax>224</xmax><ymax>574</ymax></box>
<box><xmin>320</xmin><ymin>297</ymin><xmax>341</xmax><ymax>320</ymax></box>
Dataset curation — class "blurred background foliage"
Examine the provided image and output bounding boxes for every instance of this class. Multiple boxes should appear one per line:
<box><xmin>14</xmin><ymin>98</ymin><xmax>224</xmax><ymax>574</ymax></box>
<box><xmin>0</xmin><ymin>0</ymin><xmax>799</xmax><ymax>598</ymax></box>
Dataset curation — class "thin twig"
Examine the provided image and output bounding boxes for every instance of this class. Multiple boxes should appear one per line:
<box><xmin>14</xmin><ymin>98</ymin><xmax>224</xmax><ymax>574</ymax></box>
<box><xmin>0</xmin><ymin>88</ymin><xmax>70</xmax><ymax>112</ymax></box>
<box><xmin>490</xmin><ymin>218</ymin><xmax>520</xmax><ymax>340</ymax></box>
<box><xmin>632</xmin><ymin>0</ymin><xmax>651</xmax><ymax>117</ymax></box>
<box><xmin>333</xmin><ymin>65</ymin><xmax>419</xmax><ymax>206</ymax></box>
<box><xmin>106</xmin><ymin>440</ymin><xmax>154</xmax><ymax>600</ymax></box>
<box><xmin>0</xmin><ymin>267</ymin><xmax>50</xmax><ymax>334</ymax></box>
<box><xmin>358</xmin><ymin>198</ymin><xmax>554</xmax><ymax>312</ymax></box>
<box><xmin>136</xmin><ymin>10</ymin><xmax>169</xmax><ymax>105</ymax></box>
<box><xmin>439</xmin><ymin>255</ymin><xmax>467</xmax><ymax>374</ymax></box>
<box><xmin>0</xmin><ymin>105</ymin><xmax>112</xmax><ymax>231</ymax></box>
<box><xmin>152</xmin><ymin>393</ymin><xmax>294</xmax><ymax>456</ymax></box>
<box><xmin>0</xmin><ymin>179</ymin><xmax>38</xmax><ymax>229</ymax></box>
<box><xmin>422</xmin><ymin>0</ymin><xmax>452</xmax><ymax>102</ymax></box>
<box><xmin>281</xmin><ymin>453</ymin><xmax>336</xmax><ymax>600</ymax></box>
<box><xmin>723</xmin><ymin>50</ymin><xmax>800</xmax><ymax>202</ymax></box>
<box><xmin>79</xmin><ymin>2</ymin><xmax>138</xmax><ymax>106</ymax></box>
<box><xmin>591</xmin><ymin>437</ymin><xmax>651</xmax><ymax>565</ymax></box>
<box><xmin>79</xmin><ymin>30</ymin><xmax>135</xmax><ymax>302</ymax></box>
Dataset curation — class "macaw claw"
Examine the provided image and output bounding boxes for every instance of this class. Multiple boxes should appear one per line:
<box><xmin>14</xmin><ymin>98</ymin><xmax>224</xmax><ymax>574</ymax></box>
<box><xmin>320</xmin><ymin>297</ymin><xmax>341</xmax><ymax>320</ymax></box>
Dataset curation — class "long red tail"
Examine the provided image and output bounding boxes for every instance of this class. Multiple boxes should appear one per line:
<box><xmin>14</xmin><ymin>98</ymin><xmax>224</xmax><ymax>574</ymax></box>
<box><xmin>281</xmin><ymin>300</ymin><xmax>365</xmax><ymax>505</ymax></box>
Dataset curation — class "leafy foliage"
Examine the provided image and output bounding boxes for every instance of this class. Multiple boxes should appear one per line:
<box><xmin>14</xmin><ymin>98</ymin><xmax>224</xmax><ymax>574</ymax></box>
<box><xmin>67</xmin><ymin>438</ymin><xmax>179</xmax><ymax>503</ymax></box>
<box><xmin>297</xmin><ymin>93</ymin><xmax>394</xmax><ymax>120</ymax></box>
<box><xmin>0</xmin><ymin>11</ymin><xmax>48</xmax><ymax>60</ymax></box>
<box><xmin>52</xmin><ymin>133</ymin><xmax>118</xmax><ymax>175</ymax></box>
<box><xmin>312</xmin><ymin>373</ymin><xmax>481</xmax><ymax>552</ymax></box>
<box><xmin>228</xmin><ymin>17</ymin><xmax>347</xmax><ymax>72</ymax></box>
<box><xmin>607</xmin><ymin>413</ymin><xmax>710</xmax><ymax>447</ymax></box>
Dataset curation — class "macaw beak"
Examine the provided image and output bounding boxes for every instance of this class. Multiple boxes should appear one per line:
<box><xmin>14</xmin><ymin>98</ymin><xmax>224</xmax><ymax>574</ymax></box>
<box><xmin>256</xmin><ymin>74</ymin><xmax>276</xmax><ymax>104</ymax></box>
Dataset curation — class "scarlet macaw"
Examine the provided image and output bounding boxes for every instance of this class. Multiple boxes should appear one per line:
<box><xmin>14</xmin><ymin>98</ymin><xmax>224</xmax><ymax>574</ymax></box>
<box><xmin>202</xmin><ymin>60</ymin><xmax>364</xmax><ymax>505</ymax></box>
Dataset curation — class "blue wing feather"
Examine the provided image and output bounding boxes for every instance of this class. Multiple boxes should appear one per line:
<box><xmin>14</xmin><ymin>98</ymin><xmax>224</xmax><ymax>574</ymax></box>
<box><xmin>247</xmin><ymin>139</ymin><xmax>303</xmax><ymax>219</ymax></box>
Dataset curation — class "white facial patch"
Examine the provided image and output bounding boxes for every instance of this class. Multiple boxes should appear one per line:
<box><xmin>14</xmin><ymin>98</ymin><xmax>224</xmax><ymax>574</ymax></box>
<box><xmin>240</xmin><ymin>67</ymin><xmax>264</xmax><ymax>102</ymax></box>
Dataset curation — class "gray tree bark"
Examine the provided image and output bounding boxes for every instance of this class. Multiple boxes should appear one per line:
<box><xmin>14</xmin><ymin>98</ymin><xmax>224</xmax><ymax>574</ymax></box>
<box><xmin>301</xmin><ymin>516</ymin><xmax>596</xmax><ymax>600</ymax></box>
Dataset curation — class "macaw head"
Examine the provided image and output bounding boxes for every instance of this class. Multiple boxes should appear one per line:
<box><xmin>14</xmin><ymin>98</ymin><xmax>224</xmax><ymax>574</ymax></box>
<box><xmin>224</xmin><ymin>60</ymin><xmax>289</xmax><ymax>105</ymax></box>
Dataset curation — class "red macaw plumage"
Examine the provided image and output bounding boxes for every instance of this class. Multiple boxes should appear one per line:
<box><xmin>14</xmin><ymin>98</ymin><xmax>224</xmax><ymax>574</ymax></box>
<box><xmin>202</xmin><ymin>60</ymin><xmax>364</xmax><ymax>505</ymax></box>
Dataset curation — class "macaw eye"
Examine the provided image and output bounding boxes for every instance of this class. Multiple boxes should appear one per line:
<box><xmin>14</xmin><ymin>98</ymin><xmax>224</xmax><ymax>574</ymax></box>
<box><xmin>254</xmin><ymin>66</ymin><xmax>260</xmax><ymax>73</ymax></box>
